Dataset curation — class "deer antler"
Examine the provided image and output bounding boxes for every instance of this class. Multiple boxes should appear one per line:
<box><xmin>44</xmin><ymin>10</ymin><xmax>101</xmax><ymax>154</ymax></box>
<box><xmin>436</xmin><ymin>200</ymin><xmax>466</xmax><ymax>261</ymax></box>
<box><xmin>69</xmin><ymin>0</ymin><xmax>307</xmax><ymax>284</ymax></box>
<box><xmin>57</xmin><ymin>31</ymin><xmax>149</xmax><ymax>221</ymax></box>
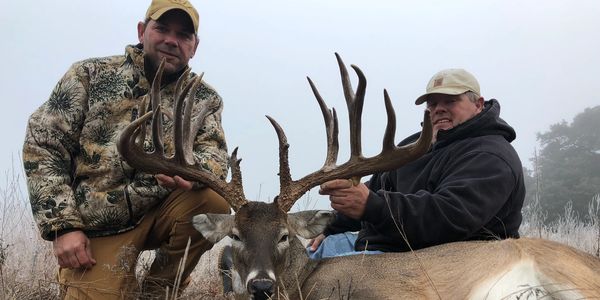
<box><xmin>117</xmin><ymin>59</ymin><xmax>248</xmax><ymax>211</ymax></box>
<box><xmin>268</xmin><ymin>53</ymin><xmax>433</xmax><ymax>212</ymax></box>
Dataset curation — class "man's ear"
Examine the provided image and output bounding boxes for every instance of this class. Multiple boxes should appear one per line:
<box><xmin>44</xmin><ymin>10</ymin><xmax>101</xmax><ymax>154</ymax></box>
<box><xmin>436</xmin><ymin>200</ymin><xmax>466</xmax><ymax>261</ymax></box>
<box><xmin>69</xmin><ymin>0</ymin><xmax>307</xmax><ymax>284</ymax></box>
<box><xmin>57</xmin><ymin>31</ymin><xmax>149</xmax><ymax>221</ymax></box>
<box><xmin>137</xmin><ymin>21</ymin><xmax>146</xmax><ymax>44</ymax></box>
<box><xmin>476</xmin><ymin>97</ymin><xmax>485</xmax><ymax>111</ymax></box>
<box><xmin>191</xmin><ymin>36</ymin><xmax>199</xmax><ymax>59</ymax></box>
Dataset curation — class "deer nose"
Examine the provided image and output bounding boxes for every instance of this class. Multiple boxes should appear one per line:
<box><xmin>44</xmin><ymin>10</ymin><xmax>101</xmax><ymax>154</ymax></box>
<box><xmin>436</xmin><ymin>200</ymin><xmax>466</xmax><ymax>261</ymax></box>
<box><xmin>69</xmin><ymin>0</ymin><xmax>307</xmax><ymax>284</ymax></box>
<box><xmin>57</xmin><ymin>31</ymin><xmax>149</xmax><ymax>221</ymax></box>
<box><xmin>249</xmin><ymin>278</ymin><xmax>274</xmax><ymax>299</ymax></box>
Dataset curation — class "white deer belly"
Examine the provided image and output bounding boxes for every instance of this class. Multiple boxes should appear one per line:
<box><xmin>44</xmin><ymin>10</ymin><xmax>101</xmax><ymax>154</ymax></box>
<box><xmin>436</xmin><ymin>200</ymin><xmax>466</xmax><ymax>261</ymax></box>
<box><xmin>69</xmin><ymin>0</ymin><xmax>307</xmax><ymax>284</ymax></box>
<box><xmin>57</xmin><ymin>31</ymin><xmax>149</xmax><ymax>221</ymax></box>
<box><xmin>468</xmin><ymin>259</ymin><xmax>580</xmax><ymax>300</ymax></box>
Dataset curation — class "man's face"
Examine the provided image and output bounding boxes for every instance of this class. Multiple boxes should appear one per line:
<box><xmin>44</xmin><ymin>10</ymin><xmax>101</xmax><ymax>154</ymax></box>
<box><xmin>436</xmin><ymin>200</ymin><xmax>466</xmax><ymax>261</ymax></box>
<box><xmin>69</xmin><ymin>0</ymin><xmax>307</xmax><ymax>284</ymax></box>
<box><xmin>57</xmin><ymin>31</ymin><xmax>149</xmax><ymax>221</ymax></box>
<box><xmin>425</xmin><ymin>93</ymin><xmax>484</xmax><ymax>140</ymax></box>
<box><xmin>137</xmin><ymin>10</ymin><xmax>199</xmax><ymax>75</ymax></box>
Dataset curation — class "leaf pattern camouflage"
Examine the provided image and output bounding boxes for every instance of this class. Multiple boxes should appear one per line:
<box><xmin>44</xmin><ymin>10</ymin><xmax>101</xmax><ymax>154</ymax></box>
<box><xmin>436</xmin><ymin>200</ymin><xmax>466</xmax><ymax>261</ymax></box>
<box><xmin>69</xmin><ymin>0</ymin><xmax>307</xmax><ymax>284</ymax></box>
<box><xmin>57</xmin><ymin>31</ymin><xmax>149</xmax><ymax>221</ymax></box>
<box><xmin>23</xmin><ymin>45</ymin><xmax>228</xmax><ymax>240</ymax></box>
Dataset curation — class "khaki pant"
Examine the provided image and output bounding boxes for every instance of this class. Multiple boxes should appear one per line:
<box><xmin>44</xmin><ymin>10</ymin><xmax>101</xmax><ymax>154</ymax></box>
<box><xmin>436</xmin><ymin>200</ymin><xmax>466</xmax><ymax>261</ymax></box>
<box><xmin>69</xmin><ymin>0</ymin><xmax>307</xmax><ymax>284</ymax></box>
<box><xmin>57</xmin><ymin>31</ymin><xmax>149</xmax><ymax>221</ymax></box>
<box><xmin>58</xmin><ymin>188</ymin><xmax>230</xmax><ymax>299</ymax></box>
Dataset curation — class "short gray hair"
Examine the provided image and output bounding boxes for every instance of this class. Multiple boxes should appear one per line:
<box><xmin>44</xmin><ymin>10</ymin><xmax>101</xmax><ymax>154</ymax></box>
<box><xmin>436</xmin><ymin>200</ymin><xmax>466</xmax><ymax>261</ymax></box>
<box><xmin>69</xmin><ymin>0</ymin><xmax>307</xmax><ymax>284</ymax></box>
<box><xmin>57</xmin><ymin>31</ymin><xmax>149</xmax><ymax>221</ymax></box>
<box><xmin>464</xmin><ymin>91</ymin><xmax>481</xmax><ymax>103</ymax></box>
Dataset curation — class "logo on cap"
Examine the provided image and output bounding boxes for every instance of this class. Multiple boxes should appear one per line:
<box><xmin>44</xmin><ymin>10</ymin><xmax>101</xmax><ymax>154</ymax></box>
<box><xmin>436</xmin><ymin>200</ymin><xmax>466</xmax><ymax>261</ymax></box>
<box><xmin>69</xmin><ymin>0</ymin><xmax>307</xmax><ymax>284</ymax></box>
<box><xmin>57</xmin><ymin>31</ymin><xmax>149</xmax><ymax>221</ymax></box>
<box><xmin>169</xmin><ymin>0</ymin><xmax>193</xmax><ymax>8</ymax></box>
<box><xmin>433</xmin><ymin>77</ymin><xmax>444</xmax><ymax>88</ymax></box>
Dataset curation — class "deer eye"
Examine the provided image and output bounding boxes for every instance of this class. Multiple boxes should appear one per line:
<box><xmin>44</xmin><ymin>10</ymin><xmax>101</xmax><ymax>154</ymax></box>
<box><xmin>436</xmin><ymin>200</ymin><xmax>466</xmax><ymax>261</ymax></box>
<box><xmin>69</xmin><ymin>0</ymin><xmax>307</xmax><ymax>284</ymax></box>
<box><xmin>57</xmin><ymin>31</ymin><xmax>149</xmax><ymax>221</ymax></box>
<box><xmin>279</xmin><ymin>234</ymin><xmax>289</xmax><ymax>243</ymax></box>
<box><xmin>230</xmin><ymin>233</ymin><xmax>241</xmax><ymax>241</ymax></box>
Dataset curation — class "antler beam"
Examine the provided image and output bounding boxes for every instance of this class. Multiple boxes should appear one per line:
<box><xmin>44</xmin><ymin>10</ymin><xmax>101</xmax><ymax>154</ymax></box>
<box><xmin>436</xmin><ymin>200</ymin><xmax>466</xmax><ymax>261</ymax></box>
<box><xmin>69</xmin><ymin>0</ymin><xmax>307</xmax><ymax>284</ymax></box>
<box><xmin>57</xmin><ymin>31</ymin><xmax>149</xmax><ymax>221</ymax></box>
<box><xmin>269</xmin><ymin>53</ymin><xmax>433</xmax><ymax>212</ymax></box>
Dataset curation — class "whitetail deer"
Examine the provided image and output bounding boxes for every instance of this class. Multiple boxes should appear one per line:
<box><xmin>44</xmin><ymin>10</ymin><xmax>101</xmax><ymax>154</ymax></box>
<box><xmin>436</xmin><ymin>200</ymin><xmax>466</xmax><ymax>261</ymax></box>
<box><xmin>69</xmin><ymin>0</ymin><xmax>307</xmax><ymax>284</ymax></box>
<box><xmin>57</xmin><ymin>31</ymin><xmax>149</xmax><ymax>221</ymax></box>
<box><xmin>118</xmin><ymin>55</ymin><xmax>600</xmax><ymax>299</ymax></box>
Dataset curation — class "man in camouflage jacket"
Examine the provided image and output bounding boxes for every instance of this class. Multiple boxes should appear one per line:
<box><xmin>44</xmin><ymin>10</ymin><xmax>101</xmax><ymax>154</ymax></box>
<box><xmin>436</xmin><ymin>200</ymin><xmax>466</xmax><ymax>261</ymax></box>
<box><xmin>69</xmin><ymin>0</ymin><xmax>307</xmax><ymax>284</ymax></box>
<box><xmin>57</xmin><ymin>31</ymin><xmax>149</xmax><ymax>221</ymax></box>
<box><xmin>22</xmin><ymin>1</ymin><xmax>230</xmax><ymax>298</ymax></box>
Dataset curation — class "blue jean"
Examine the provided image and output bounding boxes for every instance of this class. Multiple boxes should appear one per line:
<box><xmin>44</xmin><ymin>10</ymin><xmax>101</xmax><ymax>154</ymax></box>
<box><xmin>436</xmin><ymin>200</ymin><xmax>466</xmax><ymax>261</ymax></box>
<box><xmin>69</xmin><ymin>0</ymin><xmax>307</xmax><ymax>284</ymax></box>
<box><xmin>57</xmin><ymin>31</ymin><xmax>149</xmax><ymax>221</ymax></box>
<box><xmin>307</xmin><ymin>232</ymin><xmax>383</xmax><ymax>260</ymax></box>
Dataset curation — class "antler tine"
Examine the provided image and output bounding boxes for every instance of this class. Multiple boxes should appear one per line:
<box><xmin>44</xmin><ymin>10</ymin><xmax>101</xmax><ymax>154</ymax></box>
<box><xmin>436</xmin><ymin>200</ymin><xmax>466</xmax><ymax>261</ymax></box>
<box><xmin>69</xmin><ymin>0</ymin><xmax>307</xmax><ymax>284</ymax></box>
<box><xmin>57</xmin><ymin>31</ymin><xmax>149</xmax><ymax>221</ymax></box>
<box><xmin>404</xmin><ymin>110</ymin><xmax>433</xmax><ymax>157</ymax></box>
<box><xmin>379</xmin><ymin>90</ymin><xmax>433</xmax><ymax>161</ymax></box>
<box><xmin>151</xmin><ymin>60</ymin><xmax>166</xmax><ymax>155</ymax></box>
<box><xmin>335</xmin><ymin>52</ymin><xmax>366</xmax><ymax>159</ymax></box>
<box><xmin>186</xmin><ymin>74</ymin><xmax>221</xmax><ymax>158</ymax></box>
<box><xmin>117</xmin><ymin>65</ymin><xmax>249</xmax><ymax>212</ymax></box>
<box><xmin>172</xmin><ymin>69</ymin><xmax>195</xmax><ymax>150</ymax></box>
<box><xmin>307</xmin><ymin>77</ymin><xmax>340</xmax><ymax>169</ymax></box>
<box><xmin>265</xmin><ymin>115</ymin><xmax>292</xmax><ymax>187</ymax></box>
<box><xmin>173</xmin><ymin>74</ymin><xmax>202</xmax><ymax>165</ymax></box>
<box><xmin>227</xmin><ymin>148</ymin><xmax>248</xmax><ymax>210</ymax></box>
<box><xmin>135</xmin><ymin>96</ymin><xmax>150</xmax><ymax>149</ymax></box>
<box><xmin>174</xmin><ymin>68</ymin><xmax>192</xmax><ymax>100</ymax></box>
<box><xmin>382</xmin><ymin>89</ymin><xmax>397</xmax><ymax>151</ymax></box>
<box><xmin>265</xmin><ymin>114</ymin><xmax>306</xmax><ymax>212</ymax></box>
<box><xmin>272</xmin><ymin>53</ymin><xmax>432</xmax><ymax>212</ymax></box>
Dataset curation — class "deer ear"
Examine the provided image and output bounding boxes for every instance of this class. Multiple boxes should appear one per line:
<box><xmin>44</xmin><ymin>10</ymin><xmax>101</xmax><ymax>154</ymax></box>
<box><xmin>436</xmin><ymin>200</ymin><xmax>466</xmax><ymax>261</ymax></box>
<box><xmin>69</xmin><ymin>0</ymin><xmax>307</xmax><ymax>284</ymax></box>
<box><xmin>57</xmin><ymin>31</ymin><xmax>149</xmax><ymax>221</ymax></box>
<box><xmin>192</xmin><ymin>213</ymin><xmax>235</xmax><ymax>243</ymax></box>
<box><xmin>288</xmin><ymin>210</ymin><xmax>335</xmax><ymax>239</ymax></box>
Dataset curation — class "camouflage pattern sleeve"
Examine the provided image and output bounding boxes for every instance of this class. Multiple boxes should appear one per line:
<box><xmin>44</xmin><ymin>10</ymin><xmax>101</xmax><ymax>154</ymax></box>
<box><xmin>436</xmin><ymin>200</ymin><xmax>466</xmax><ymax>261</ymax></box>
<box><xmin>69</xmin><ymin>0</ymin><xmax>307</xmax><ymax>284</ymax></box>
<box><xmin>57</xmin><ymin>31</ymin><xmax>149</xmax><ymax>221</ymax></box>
<box><xmin>191</xmin><ymin>83</ymin><xmax>229</xmax><ymax>182</ymax></box>
<box><xmin>22</xmin><ymin>62</ymin><xmax>89</xmax><ymax>240</ymax></box>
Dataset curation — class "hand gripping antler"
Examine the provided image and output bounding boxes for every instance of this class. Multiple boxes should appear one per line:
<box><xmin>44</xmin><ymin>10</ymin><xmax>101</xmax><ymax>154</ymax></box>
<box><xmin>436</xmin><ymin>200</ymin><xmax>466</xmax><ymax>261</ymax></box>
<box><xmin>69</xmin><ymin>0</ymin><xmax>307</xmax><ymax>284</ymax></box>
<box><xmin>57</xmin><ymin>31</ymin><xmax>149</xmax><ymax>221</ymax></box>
<box><xmin>117</xmin><ymin>60</ymin><xmax>248</xmax><ymax>211</ymax></box>
<box><xmin>268</xmin><ymin>53</ymin><xmax>433</xmax><ymax>212</ymax></box>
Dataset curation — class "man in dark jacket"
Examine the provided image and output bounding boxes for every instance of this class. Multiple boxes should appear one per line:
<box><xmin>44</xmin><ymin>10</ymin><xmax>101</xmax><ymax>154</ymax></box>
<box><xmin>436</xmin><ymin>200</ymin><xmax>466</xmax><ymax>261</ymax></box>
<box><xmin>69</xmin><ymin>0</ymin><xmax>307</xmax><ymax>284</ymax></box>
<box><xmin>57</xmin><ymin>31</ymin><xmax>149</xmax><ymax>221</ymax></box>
<box><xmin>309</xmin><ymin>68</ymin><xmax>525</xmax><ymax>257</ymax></box>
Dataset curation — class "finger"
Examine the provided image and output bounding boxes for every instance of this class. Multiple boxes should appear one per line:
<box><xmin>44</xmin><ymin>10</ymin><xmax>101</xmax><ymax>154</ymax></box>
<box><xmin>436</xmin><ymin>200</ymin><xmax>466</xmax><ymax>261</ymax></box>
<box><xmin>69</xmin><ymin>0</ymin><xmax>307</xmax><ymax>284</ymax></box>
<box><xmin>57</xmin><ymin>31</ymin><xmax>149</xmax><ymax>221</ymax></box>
<box><xmin>155</xmin><ymin>174</ymin><xmax>175</xmax><ymax>187</ymax></box>
<box><xmin>56</xmin><ymin>255</ymin><xmax>67</xmax><ymax>268</ymax></box>
<box><xmin>309</xmin><ymin>239</ymin><xmax>317</xmax><ymax>251</ymax></box>
<box><xmin>326</xmin><ymin>189</ymin><xmax>353</xmax><ymax>197</ymax></box>
<box><xmin>329</xmin><ymin>195</ymin><xmax>351</xmax><ymax>205</ymax></box>
<box><xmin>85</xmin><ymin>242</ymin><xmax>97</xmax><ymax>266</ymax></box>
<box><xmin>319</xmin><ymin>179</ymin><xmax>342</xmax><ymax>191</ymax></box>
<box><xmin>329</xmin><ymin>199</ymin><xmax>344</xmax><ymax>206</ymax></box>
<box><xmin>75</xmin><ymin>246</ymin><xmax>93</xmax><ymax>269</ymax></box>
<box><xmin>328</xmin><ymin>179</ymin><xmax>354</xmax><ymax>190</ymax></box>
<box><xmin>330</xmin><ymin>201</ymin><xmax>347</xmax><ymax>212</ymax></box>
<box><xmin>319</xmin><ymin>179</ymin><xmax>336</xmax><ymax>188</ymax></box>
<box><xmin>54</xmin><ymin>242</ymin><xmax>69</xmax><ymax>268</ymax></box>
<box><xmin>66</xmin><ymin>252</ymin><xmax>81</xmax><ymax>269</ymax></box>
<box><xmin>319</xmin><ymin>179</ymin><xmax>351</xmax><ymax>194</ymax></box>
<box><xmin>308</xmin><ymin>238</ymin><xmax>317</xmax><ymax>250</ymax></box>
<box><xmin>174</xmin><ymin>176</ymin><xmax>193</xmax><ymax>190</ymax></box>
<box><xmin>310</xmin><ymin>240</ymin><xmax>320</xmax><ymax>251</ymax></box>
<box><xmin>55</xmin><ymin>246</ymin><xmax>76</xmax><ymax>269</ymax></box>
<box><xmin>344</xmin><ymin>178</ymin><xmax>355</xmax><ymax>188</ymax></box>
<box><xmin>311</xmin><ymin>236</ymin><xmax>324</xmax><ymax>251</ymax></box>
<box><xmin>319</xmin><ymin>182</ymin><xmax>331</xmax><ymax>194</ymax></box>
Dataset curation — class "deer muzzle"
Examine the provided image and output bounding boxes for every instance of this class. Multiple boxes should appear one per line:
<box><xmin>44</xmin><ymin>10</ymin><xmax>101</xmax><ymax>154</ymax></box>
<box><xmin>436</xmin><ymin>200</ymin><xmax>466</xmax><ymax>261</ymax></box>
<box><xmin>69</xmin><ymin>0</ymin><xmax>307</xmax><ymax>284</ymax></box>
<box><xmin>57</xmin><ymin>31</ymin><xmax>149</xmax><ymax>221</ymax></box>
<box><xmin>248</xmin><ymin>277</ymin><xmax>275</xmax><ymax>300</ymax></box>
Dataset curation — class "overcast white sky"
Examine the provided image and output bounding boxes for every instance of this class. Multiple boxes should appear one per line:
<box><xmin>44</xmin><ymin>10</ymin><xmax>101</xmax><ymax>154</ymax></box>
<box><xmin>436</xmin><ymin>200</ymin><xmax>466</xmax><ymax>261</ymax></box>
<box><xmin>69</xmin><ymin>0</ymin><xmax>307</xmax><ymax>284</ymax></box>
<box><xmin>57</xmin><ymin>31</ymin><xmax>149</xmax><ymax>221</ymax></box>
<box><xmin>1</xmin><ymin>1</ymin><xmax>599</xmax><ymax>210</ymax></box>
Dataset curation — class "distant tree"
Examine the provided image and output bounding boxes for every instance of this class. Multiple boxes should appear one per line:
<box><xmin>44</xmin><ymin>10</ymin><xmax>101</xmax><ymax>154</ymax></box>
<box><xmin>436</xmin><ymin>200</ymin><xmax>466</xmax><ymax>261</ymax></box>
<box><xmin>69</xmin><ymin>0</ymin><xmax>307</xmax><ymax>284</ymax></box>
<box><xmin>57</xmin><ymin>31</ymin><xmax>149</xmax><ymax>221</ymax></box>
<box><xmin>533</xmin><ymin>106</ymin><xmax>600</xmax><ymax>222</ymax></box>
<box><xmin>522</xmin><ymin>166</ymin><xmax>536</xmax><ymax>207</ymax></box>
<box><xmin>522</xmin><ymin>149</ymin><xmax>542</xmax><ymax>209</ymax></box>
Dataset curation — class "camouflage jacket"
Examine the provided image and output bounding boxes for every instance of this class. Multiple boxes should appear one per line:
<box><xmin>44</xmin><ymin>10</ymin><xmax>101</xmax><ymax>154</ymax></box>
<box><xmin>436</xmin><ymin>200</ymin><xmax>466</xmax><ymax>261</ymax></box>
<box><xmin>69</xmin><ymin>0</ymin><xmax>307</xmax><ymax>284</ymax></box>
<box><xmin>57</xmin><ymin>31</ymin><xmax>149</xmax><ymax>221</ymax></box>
<box><xmin>23</xmin><ymin>45</ymin><xmax>228</xmax><ymax>241</ymax></box>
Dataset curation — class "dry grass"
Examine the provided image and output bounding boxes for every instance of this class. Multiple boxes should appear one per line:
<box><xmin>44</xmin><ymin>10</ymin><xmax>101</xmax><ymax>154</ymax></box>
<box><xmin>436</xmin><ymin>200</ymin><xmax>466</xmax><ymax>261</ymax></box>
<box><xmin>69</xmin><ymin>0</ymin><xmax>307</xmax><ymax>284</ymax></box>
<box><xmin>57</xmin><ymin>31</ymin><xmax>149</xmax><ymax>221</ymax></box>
<box><xmin>1</xmin><ymin>167</ymin><xmax>59</xmax><ymax>299</ymax></box>
<box><xmin>2</xmin><ymin>165</ymin><xmax>599</xmax><ymax>299</ymax></box>
<box><xmin>521</xmin><ymin>194</ymin><xmax>600</xmax><ymax>255</ymax></box>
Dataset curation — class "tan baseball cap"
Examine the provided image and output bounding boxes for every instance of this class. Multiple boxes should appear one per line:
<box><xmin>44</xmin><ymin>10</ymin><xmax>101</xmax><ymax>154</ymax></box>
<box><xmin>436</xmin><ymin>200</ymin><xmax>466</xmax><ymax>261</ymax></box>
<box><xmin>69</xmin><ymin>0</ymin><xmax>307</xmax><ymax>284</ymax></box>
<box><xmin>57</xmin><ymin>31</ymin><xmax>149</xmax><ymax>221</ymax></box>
<box><xmin>145</xmin><ymin>0</ymin><xmax>199</xmax><ymax>34</ymax></box>
<box><xmin>414</xmin><ymin>68</ymin><xmax>480</xmax><ymax>105</ymax></box>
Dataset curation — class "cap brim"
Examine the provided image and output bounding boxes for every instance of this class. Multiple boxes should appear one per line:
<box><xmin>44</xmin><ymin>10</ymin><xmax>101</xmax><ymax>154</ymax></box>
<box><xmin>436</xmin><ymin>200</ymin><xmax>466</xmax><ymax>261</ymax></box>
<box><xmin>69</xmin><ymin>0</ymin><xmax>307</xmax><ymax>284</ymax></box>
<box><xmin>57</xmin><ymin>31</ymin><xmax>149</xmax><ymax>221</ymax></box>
<box><xmin>149</xmin><ymin>6</ymin><xmax>198</xmax><ymax>33</ymax></box>
<box><xmin>414</xmin><ymin>87</ymin><xmax>470</xmax><ymax>105</ymax></box>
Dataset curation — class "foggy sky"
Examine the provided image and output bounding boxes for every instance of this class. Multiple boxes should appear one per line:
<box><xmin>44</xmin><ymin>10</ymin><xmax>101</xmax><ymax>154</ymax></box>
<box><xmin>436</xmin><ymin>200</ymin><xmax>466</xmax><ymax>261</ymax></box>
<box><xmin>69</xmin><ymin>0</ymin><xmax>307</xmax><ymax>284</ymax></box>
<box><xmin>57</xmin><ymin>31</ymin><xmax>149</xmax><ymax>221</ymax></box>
<box><xmin>2</xmin><ymin>0</ymin><xmax>599</xmax><ymax>210</ymax></box>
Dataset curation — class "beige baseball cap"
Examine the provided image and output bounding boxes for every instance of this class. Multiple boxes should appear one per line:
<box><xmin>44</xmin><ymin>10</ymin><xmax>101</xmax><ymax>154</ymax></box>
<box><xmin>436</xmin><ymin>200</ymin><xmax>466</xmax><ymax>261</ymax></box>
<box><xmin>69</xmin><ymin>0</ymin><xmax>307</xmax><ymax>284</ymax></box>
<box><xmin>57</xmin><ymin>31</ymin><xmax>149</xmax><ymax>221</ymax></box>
<box><xmin>145</xmin><ymin>0</ymin><xmax>199</xmax><ymax>34</ymax></box>
<box><xmin>415</xmin><ymin>68</ymin><xmax>480</xmax><ymax>105</ymax></box>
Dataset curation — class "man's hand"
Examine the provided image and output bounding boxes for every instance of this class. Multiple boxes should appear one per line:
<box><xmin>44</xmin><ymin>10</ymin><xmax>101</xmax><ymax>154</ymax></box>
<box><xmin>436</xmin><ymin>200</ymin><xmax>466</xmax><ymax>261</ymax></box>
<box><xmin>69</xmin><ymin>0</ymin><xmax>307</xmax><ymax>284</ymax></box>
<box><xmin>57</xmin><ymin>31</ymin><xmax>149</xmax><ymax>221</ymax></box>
<box><xmin>308</xmin><ymin>233</ymin><xmax>326</xmax><ymax>252</ymax></box>
<box><xmin>53</xmin><ymin>230</ymin><xmax>96</xmax><ymax>269</ymax></box>
<box><xmin>155</xmin><ymin>174</ymin><xmax>194</xmax><ymax>190</ymax></box>
<box><xmin>319</xmin><ymin>179</ymin><xmax>370</xmax><ymax>220</ymax></box>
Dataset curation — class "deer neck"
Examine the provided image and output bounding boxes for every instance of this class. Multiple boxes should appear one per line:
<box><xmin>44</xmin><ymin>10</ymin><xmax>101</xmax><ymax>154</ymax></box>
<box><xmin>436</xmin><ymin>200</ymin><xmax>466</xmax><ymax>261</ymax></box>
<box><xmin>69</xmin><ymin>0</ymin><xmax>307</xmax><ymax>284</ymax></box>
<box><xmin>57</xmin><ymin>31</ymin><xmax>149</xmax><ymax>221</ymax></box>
<box><xmin>277</xmin><ymin>236</ymin><xmax>319</xmax><ymax>298</ymax></box>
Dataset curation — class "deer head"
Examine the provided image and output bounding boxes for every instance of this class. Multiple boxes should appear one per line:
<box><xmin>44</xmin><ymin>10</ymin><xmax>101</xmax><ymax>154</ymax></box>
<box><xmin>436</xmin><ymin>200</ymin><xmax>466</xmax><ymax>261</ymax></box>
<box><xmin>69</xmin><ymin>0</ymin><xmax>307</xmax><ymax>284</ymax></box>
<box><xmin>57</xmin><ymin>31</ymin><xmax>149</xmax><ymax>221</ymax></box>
<box><xmin>118</xmin><ymin>54</ymin><xmax>432</xmax><ymax>299</ymax></box>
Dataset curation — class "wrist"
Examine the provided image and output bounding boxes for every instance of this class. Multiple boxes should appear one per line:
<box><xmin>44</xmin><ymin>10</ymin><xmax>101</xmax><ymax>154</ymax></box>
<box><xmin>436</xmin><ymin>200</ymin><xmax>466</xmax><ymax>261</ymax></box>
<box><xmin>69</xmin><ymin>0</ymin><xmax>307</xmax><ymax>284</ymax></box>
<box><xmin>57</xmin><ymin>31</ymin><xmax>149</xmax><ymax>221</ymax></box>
<box><xmin>51</xmin><ymin>228</ymin><xmax>82</xmax><ymax>241</ymax></box>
